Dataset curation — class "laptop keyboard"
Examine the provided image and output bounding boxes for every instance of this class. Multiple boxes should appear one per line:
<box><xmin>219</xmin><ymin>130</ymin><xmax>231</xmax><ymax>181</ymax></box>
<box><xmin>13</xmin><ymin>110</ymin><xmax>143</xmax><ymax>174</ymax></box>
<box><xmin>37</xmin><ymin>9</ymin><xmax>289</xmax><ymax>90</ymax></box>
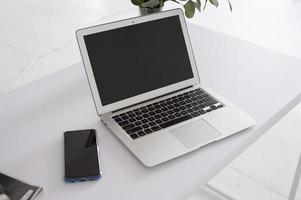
<box><xmin>112</xmin><ymin>88</ymin><xmax>223</xmax><ymax>140</ymax></box>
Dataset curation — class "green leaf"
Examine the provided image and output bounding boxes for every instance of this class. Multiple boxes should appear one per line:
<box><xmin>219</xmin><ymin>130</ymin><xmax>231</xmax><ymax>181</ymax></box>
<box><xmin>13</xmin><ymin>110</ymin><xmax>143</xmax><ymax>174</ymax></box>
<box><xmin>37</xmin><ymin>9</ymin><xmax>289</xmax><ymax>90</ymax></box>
<box><xmin>209</xmin><ymin>0</ymin><xmax>218</xmax><ymax>7</ymax></box>
<box><xmin>228</xmin><ymin>0</ymin><xmax>232</xmax><ymax>12</ymax></box>
<box><xmin>183</xmin><ymin>0</ymin><xmax>195</xmax><ymax>18</ymax></box>
<box><xmin>194</xmin><ymin>0</ymin><xmax>201</xmax><ymax>11</ymax></box>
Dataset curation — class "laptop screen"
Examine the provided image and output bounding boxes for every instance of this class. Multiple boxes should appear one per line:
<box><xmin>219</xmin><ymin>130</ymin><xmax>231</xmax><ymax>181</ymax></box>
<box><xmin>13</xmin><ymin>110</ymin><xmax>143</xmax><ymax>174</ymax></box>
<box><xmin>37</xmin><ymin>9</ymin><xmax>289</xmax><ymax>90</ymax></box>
<box><xmin>84</xmin><ymin>16</ymin><xmax>194</xmax><ymax>106</ymax></box>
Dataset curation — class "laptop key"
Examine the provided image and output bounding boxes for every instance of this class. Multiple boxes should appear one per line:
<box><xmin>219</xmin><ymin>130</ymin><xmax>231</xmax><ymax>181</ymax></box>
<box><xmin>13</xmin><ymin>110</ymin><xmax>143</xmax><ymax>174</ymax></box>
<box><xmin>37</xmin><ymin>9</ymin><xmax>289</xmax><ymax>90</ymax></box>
<box><xmin>178</xmin><ymin>97</ymin><xmax>185</xmax><ymax>101</ymax></box>
<box><xmin>196</xmin><ymin>100</ymin><xmax>203</xmax><ymax>105</ymax></box>
<box><xmin>155</xmin><ymin>119</ymin><xmax>163</xmax><ymax>124</ymax></box>
<box><xmin>173</xmin><ymin>108</ymin><xmax>180</xmax><ymax>112</ymax></box>
<box><xmin>154</xmin><ymin>105</ymin><xmax>161</xmax><ymax>109</ymax></box>
<box><xmin>191</xmin><ymin>112</ymin><xmax>200</xmax><ymax>117</ymax></box>
<box><xmin>198</xmin><ymin>109</ymin><xmax>206</xmax><ymax>114</ymax></box>
<box><xmin>120</xmin><ymin>113</ymin><xmax>127</xmax><ymax>117</ymax></box>
<box><xmin>149</xmin><ymin>111</ymin><xmax>156</xmax><ymax>116</ymax></box>
<box><xmin>145</xmin><ymin>128</ymin><xmax>152</xmax><ymax>134</ymax></box>
<box><xmin>142</xmin><ymin>124</ymin><xmax>150</xmax><ymax>129</ymax></box>
<box><xmin>129</xmin><ymin>118</ymin><xmax>136</xmax><ymax>122</ymax></box>
<box><xmin>155</xmin><ymin>109</ymin><xmax>162</xmax><ymax>114</ymax></box>
<box><xmin>201</xmin><ymin>103</ymin><xmax>207</xmax><ymax>108</ymax></box>
<box><xmin>161</xmin><ymin>107</ymin><xmax>168</xmax><ymax>111</ymax></box>
<box><xmin>211</xmin><ymin>105</ymin><xmax>217</xmax><ymax>110</ymax></box>
<box><xmin>162</xmin><ymin>117</ymin><xmax>169</xmax><ymax>121</ymax></box>
<box><xmin>122</xmin><ymin>123</ymin><xmax>135</xmax><ymax>130</ymax></box>
<box><xmin>186</xmin><ymin>100</ymin><xmax>193</xmax><ymax>105</ymax></box>
<box><xmin>137</xmin><ymin>131</ymin><xmax>146</xmax><ymax>136</ymax></box>
<box><xmin>168</xmin><ymin>115</ymin><xmax>175</xmax><ymax>120</ymax></box>
<box><xmin>119</xmin><ymin>120</ymin><xmax>129</xmax><ymax>126</ymax></box>
<box><xmin>126</xmin><ymin>126</ymin><xmax>142</xmax><ymax>134</ymax></box>
<box><xmin>180</xmin><ymin>110</ymin><xmax>188</xmax><ymax>115</ymax></box>
<box><xmin>160</xmin><ymin>114</ymin><xmax>193</xmax><ymax>129</ymax></box>
<box><xmin>172</xmin><ymin>99</ymin><xmax>179</xmax><ymax>103</ymax></box>
<box><xmin>166</xmin><ymin>101</ymin><xmax>173</xmax><ymax>105</ymax></box>
<box><xmin>149</xmin><ymin>122</ymin><xmax>156</xmax><ymax>126</ymax></box>
<box><xmin>191</xmin><ymin>97</ymin><xmax>198</xmax><ymax>101</ymax></box>
<box><xmin>148</xmin><ymin>107</ymin><xmax>155</xmax><ymax>111</ymax></box>
<box><xmin>174</xmin><ymin>113</ymin><xmax>181</xmax><ymax>118</ymax></box>
<box><xmin>142</xmin><ymin>113</ymin><xmax>149</xmax><ymax>118</ymax></box>
<box><xmin>167</xmin><ymin>105</ymin><xmax>174</xmax><ymax>109</ymax></box>
<box><xmin>179</xmin><ymin>101</ymin><xmax>186</xmax><ymax>105</ymax></box>
<box><xmin>174</xmin><ymin>103</ymin><xmax>180</xmax><ymax>107</ymax></box>
<box><xmin>130</xmin><ymin>133</ymin><xmax>139</xmax><ymax>140</ymax></box>
<box><xmin>154</xmin><ymin>114</ymin><xmax>161</xmax><ymax>119</ymax></box>
<box><xmin>186</xmin><ymin>108</ymin><xmax>194</xmax><ymax>113</ymax></box>
<box><xmin>141</xmin><ymin>119</ymin><xmax>148</xmax><ymax>123</ymax></box>
<box><xmin>160</xmin><ymin>102</ymin><xmax>167</xmax><ymax>107</ymax></box>
<box><xmin>195</xmin><ymin>105</ymin><xmax>202</xmax><ymax>110</ymax></box>
<box><xmin>128</xmin><ymin>113</ymin><xmax>136</xmax><ymax>118</ymax></box>
<box><xmin>161</xmin><ymin>112</ymin><xmax>168</xmax><ymax>117</ymax></box>
<box><xmin>210</xmin><ymin>100</ymin><xmax>218</xmax><ymax>105</ymax></box>
<box><xmin>191</xmin><ymin>102</ymin><xmax>197</xmax><ymax>106</ymax></box>
<box><xmin>141</xmin><ymin>109</ymin><xmax>148</xmax><ymax>114</ymax></box>
<box><xmin>191</xmin><ymin>106</ymin><xmax>198</xmax><ymax>111</ymax></box>
<box><xmin>121</xmin><ymin>115</ymin><xmax>129</xmax><ymax>120</ymax></box>
<box><xmin>190</xmin><ymin>93</ymin><xmax>196</xmax><ymax>97</ymax></box>
<box><xmin>151</xmin><ymin>126</ymin><xmax>161</xmax><ymax>132</ymax></box>
<box><xmin>135</xmin><ymin>121</ymin><xmax>142</xmax><ymax>126</ymax></box>
<box><xmin>135</xmin><ymin>111</ymin><xmax>142</xmax><ymax>115</ymax></box>
<box><xmin>147</xmin><ymin>116</ymin><xmax>155</xmax><ymax>121</ymax></box>
<box><xmin>179</xmin><ymin>106</ymin><xmax>186</xmax><ymax>110</ymax></box>
<box><xmin>167</xmin><ymin>110</ymin><xmax>174</xmax><ymax>114</ymax></box>
<box><xmin>136</xmin><ymin>116</ymin><xmax>143</xmax><ymax>120</ymax></box>
<box><xmin>195</xmin><ymin>90</ymin><xmax>204</xmax><ymax>95</ymax></box>
<box><xmin>114</xmin><ymin>117</ymin><xmax>122</xmax><ymax>123</ymax></box>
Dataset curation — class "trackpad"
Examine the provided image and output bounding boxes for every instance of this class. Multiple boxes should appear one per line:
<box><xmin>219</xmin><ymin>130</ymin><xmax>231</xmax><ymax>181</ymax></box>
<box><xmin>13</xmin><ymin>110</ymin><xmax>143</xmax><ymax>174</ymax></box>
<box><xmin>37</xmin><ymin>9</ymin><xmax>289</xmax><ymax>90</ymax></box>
<box><xmin>170</xmin><ymin>119</ymin><xmax>222</xmax><ymax>149</ymax></box>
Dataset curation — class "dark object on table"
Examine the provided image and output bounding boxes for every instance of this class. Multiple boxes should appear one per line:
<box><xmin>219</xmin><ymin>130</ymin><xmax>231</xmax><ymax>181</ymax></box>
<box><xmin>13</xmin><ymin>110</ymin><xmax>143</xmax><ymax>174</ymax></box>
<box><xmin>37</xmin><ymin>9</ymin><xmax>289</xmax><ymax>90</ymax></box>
<box><xmin>0</xmin><ymin>173</ymin><xmax>42</xmax><ymax>200</ymax></box>
<box><xmin>64</xmin><ymin>129</ymin><xmax>102</xmax><ymax>183</ymax></box>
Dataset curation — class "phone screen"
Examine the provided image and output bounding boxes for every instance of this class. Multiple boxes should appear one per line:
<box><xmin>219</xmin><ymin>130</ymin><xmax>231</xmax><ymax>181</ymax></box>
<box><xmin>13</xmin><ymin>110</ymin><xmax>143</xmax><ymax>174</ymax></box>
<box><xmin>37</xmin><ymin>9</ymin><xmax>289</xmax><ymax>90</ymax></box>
<box><xmin>64</xmin><ymin>129</ymin><xmax>101</xmax><ymax>181</ymax></box>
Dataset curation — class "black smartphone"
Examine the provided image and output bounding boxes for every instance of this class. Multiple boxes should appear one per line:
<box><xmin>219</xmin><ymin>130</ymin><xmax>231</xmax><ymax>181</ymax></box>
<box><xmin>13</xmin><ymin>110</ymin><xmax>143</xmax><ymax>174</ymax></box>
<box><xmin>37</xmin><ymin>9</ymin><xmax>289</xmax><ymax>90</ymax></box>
<box><xmin>64</xmin><ymin>129</ymin><xmax>102</xmax><ymax>182</ymax></box>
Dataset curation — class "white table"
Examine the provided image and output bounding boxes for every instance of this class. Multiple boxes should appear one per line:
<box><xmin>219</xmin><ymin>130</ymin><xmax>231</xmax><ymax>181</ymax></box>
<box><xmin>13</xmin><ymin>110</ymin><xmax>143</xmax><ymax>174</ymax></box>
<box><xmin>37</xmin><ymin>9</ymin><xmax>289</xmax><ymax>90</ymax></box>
<box><xmin>1</xmin><ymin>24</ymin><xmax>301</xmax><ymax>200</ymax></box>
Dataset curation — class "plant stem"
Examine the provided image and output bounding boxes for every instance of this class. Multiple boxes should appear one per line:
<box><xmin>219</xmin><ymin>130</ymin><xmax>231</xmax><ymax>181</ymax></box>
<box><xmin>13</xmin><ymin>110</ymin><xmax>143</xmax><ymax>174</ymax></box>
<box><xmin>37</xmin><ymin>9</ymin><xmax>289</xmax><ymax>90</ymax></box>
<box><xmin>203</xmin><ymin>0</ymin><xmax>208</xmax><ymax>10</ymax></box>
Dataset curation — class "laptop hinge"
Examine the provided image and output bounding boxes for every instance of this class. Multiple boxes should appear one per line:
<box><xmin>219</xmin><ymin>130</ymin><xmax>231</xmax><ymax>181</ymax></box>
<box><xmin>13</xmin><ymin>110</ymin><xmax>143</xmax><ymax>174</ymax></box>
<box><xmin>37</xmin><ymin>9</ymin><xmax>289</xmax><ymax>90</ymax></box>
<box><xmin>112</xmin><ymin>86</ymin><xmax>193</xmax><ymax>113</ymax></box>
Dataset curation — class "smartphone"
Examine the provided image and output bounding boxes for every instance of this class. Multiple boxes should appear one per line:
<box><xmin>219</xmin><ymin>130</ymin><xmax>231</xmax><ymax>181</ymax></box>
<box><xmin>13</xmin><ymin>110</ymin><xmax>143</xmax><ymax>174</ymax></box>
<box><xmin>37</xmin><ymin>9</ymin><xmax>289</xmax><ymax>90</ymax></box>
<box><xmin>64</xmin><ymin>129</ymin><xmax>102</xmax><ymax>182</ymax></box>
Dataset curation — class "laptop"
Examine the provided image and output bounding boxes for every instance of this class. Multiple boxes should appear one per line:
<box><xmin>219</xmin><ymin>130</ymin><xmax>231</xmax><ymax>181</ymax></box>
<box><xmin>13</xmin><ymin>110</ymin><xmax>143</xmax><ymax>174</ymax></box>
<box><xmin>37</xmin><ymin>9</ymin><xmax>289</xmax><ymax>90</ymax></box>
<box><xmin>76</xmin><ymin>9</ymin><xmax>255</xmax><ymax>167</ymax></box>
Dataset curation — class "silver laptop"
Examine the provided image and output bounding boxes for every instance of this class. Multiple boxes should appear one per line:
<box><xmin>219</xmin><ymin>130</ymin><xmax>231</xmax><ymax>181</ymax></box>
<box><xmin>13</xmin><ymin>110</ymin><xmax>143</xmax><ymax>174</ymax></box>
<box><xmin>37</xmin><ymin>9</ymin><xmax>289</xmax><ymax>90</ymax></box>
<box><xmin>76</xmin><ymin>9</ymin><xmax>255</xmax><ymax>167</ymax></box>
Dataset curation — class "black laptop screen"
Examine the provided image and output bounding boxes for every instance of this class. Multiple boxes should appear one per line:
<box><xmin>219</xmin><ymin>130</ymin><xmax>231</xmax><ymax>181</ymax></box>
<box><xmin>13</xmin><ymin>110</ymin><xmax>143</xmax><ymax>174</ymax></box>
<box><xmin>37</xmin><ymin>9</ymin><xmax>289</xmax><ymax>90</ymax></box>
<box><xmin>84</xmin><ymin>15</ymin><xmax>194</xmax><ymax>106</ymax></box>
